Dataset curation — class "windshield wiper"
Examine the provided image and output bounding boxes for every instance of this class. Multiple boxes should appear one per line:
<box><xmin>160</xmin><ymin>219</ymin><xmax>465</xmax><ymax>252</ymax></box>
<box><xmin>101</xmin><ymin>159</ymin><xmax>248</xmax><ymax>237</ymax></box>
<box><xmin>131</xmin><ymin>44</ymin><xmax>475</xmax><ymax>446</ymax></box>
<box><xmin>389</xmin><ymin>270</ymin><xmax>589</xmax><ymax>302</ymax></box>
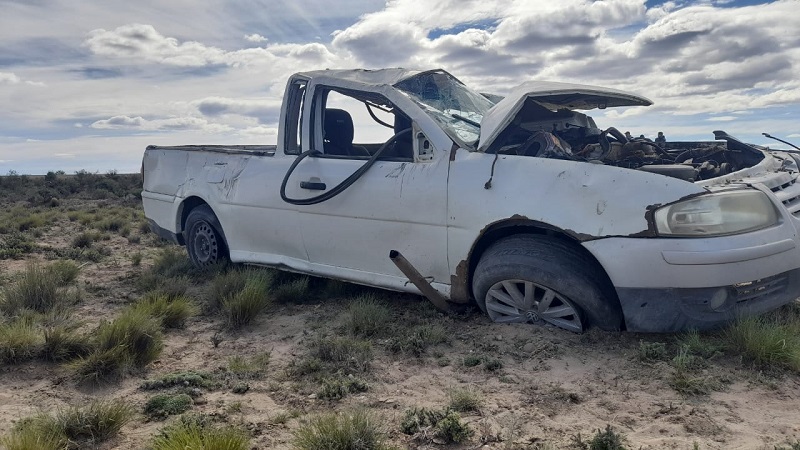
<box><xmin>763</xmin><ymin>132</ymin><xmax>800</xmax><ymax>151</ymax></box>
<box><xmin>451</xmin><ymin>113</ymin><xmax>480</xmax><ymax>128</ymax></box>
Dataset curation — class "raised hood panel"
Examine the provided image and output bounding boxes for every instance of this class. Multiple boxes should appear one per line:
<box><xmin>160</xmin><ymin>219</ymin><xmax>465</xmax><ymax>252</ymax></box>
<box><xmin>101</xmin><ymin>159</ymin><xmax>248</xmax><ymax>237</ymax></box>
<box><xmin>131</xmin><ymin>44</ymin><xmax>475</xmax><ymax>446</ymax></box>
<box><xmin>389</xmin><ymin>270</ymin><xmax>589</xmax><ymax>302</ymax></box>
<box><xmin>478</xmin><ymin>81</ymin><xmax>652</xmax><ymax>152</ymax></box>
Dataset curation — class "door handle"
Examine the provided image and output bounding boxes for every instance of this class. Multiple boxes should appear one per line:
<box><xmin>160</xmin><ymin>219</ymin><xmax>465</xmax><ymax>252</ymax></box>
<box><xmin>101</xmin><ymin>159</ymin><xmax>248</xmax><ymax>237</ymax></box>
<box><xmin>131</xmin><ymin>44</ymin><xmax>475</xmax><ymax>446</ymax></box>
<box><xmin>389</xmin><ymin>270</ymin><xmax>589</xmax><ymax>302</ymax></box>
<box><xmin>300</xmin><ymin>180</ymin><xmax>327</xmax><ymax>190</ymax></box>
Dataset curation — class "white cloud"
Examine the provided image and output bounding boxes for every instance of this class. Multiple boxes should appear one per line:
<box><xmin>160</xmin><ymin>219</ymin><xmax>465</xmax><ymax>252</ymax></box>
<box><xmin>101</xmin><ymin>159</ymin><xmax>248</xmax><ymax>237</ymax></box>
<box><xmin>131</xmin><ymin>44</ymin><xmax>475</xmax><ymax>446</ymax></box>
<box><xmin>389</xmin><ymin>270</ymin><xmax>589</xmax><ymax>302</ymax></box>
<box><xmin>0</xmin><ymin>71</ymin><xmax>45</xmax><ymax>86</ymax></box>
<box><xmin>90</xmin><ymin>115</ymin><xmax>232</xmax><ymax>133</ymax></box>
<box><xmin>707</xmin><ymin>116</ymin><xmax>737</xmax><ymax>122</ymax></box>
<box><xmin>244</xmin><ymin>33</ymin><xmax>268</xmax><ymax>43</ymax></box>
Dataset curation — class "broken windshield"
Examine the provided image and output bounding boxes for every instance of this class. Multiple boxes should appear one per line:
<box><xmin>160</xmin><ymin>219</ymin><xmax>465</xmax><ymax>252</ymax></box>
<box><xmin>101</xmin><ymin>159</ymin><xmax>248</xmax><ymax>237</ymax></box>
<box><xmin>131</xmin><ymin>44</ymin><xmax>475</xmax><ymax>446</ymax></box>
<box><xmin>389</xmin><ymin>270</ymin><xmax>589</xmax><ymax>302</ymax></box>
<box><xmin>395</xmin><ymin>70</ymin><xmax>494</xmax><ymax>149</ymax></box>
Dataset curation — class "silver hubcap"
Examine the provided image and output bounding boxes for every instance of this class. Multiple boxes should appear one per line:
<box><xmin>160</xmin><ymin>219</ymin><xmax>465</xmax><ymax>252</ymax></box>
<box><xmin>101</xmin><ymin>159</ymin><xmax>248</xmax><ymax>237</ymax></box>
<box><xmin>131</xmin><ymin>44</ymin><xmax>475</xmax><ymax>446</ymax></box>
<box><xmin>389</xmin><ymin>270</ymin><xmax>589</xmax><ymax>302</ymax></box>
<box><xmin>485</xmin><ymin>279</ymin><xmax>583</xmax><ymax>332</ymax></box>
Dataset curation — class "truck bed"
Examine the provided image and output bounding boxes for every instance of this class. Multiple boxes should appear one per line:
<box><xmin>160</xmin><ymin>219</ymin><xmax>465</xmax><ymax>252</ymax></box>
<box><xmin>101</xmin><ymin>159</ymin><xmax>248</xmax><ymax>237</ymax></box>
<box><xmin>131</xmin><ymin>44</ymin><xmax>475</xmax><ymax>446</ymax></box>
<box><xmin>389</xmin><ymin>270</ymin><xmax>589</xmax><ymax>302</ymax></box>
<box><xmin>146</xmin><ymin>144</ymin><xmax>277</xmax><ymax>157</ymax></box>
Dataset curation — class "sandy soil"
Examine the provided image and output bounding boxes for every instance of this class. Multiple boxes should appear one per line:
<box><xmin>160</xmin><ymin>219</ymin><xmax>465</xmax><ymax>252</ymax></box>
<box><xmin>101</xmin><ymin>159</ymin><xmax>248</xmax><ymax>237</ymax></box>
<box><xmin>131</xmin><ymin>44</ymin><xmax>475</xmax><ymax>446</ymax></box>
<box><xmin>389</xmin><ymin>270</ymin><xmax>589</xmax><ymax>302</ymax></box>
<box><xmin>1</xmin><ymin>197</ymin><xmax>799</xmax><ymax>450</ymax></box>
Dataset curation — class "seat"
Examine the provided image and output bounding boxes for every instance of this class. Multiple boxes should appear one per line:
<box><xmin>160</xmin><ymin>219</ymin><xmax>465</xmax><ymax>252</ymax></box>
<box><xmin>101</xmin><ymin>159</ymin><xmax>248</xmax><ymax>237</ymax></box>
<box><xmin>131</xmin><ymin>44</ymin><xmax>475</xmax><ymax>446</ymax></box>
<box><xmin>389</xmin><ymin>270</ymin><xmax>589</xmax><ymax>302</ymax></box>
<box><xmin>381</xmin><ymin>114</ymin><xmax>413</xmax><ymax>159</ymax></box>
<box><xmin>323</xmin><ymin>108</ymin><xmax>368</xmax><ymax>156</ymax></box>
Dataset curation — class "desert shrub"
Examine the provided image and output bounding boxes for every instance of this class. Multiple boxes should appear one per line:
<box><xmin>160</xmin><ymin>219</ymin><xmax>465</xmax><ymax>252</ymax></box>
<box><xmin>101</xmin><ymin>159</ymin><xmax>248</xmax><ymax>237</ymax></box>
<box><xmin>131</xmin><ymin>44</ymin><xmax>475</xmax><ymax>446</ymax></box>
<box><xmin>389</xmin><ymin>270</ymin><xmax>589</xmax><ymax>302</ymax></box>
<box><xmin>151</xmin><ymin>419</ymin><xmax>249</xmax><ymax>450</ymax></box>
<box><xmin>447</xmin><ymin>386</ymin><xmax>482</xmax><ymax>413</ymax></box>
<box><xmin>0</xmin><ymin>263</ymin><xmax>75</xmax><ymax>315</ymax></box>
<box><xmin>152</xmin><ymin>248</ymin><xmax>196</xmax><ymax>279</ymax></box>
<box><xmin>677</xmin><ymin>330</ymin><xmax>724</xmax><ymax>359</ymax></box>
<box><xmin>130</xmin><ymin>292</ymin><xmax>196</xmax><ymax>329</ymax></box>
<box><xmin>271</xmin><ymin>276</ymin><xmax>310</xmax><ymax>304</ymax></box>
<box><xmin>144</xmin><ymin>394</ymin><xmax>193</xmax><ymax>420</ymax></box>
<box><xmin>224</xmin><ymin>273</ymin><xmax>271</xmax><ymax>328</ymax></box>
<box><xmin>345</xmin><ymin>295</ymin><xmax>391</xmax><ymax>337</ymax></box>
<box><xmin>571</xmin><ymin>425</ymin><xmax>628</xmax><ymax>450</ymax></box>
<box><xmin>294</xmin><ymin>410</ymin><xmax>392</xmax><ymax>450</ymax></box>
<box><xmin>723</xmin><ymin>317</ymin><xmax>800</xmax><ymax>372</ymax></box>
<box><xmin>310</xmin><ymin>337</ymin><xmax>373</xmax><ymax>374</ymax></box>
<box><xmin>388</xmin><ymin>323</ymin><xmax>448</xmax><ymax>356</ymax></box>
<box><xmin>131</xmin><ymin>252</ymin><xmax>142</xmax><ymax>266</ymax></box>
<box><xmin>638</xmin><ymin>340</ymin><xmax>668</xmax><ymax>361</ymax></box>
<box><xmin>0</xmin><ymin>233</ymin><xmax>36</xmax><ymax>259</ymax></box>
<box><xmin>400</xmin><ymin>407</ymin><xmax>472</xmax><ymax>444</ymax></box>
<box><xmin>71</xmin><ymin>232</ymin><xmax>95</xmax><ymax>249</ymax></box>
<box><xmin>3</xmin><ymin>399</ymin><xmax>133</xmax><ymax>450</ymax></box>
<box><xmin>462</xmin><ymin>355</ymin><xmax>483</xmax><ymax>367</ymax></box>
<box><xmin>141</xmin><ymin>371</ymin><xmax>216</xmax><ymax>390</ymax></box>
<box><xmin>483</xmin><ymin>358</ymin><xmax>503</xmax><ymax>372</ymax></box>
<box><xmin>0</xmin><ymin>318</ymin><xmax>41</xmax><ymax>364</ymax></box>
<box><xmin>42</xmin><ymin>324</ymin><xmax>93</xmax><ymax>362</ymax></box>
<box><xmin>318</xmin><ymin>376</ymin><xmax>369</xmax><ymax>400</ymax></box>
<box><xmin>208</xmin><ymin>269</ymin><xmax>250</xmax><ymax>312</ymax></box>
<box><xmin>669</xmin><ymin>347</ymin><xmax>722</xmax><ymax>396</ymax></box>
<box><xmin>226</xmin><ymin>352</ymin><xmax>270</xmax><ymax>379</ymax></box>
<box><xmin>71</xmin><ymin>310</ymin><xmax>163</xmax><ymax>382</ymax></box>
<box><xmin>48</xmin><ymin>260</ymin><xmax>80</xmax><ymax>286</ymax></box>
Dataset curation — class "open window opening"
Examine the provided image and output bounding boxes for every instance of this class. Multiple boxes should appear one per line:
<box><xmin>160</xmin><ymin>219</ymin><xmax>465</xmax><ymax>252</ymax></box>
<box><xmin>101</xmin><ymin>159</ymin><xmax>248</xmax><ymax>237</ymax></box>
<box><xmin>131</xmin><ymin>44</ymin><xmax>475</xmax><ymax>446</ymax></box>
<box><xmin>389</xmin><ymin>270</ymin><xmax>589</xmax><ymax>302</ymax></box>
<box><xmin>314</xmin><ymin>88</ymin><xmax>414</xmax><ymax>161</ymax></box>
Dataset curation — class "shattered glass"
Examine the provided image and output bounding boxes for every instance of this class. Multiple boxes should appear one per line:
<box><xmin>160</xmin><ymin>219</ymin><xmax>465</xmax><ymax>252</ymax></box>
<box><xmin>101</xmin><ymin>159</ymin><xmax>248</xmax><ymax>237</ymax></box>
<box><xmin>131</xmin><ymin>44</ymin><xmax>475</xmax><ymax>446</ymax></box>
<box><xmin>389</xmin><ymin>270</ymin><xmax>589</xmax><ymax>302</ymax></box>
<box><xmin>395</xmin><ymin>70</ymin><xmax>494</xmax><ymax>148</ymax></box>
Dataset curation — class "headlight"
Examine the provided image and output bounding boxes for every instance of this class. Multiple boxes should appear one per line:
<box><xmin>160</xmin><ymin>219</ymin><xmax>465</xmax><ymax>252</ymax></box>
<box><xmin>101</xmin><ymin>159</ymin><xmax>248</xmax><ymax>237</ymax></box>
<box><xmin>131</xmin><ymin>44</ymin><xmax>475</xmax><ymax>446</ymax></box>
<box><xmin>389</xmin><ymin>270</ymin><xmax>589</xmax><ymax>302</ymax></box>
<box><xmin>654</xmin><ymin>190</ymin><xmax>779</xmax><ymax>237</ymax></box>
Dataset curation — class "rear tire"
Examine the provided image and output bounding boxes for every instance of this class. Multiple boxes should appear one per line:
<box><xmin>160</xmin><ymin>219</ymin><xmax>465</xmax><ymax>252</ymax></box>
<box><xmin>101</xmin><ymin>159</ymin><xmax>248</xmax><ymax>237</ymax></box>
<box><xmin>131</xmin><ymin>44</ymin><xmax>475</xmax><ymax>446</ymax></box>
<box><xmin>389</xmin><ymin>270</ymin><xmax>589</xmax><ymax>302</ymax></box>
<box><xmin>472</xmin><ymin>235</ymin><xmax>622</xmax><ymax>332</ymax></box>
<box><xmin>185</xmin><ymin>205</ymin><xmax>228</xmax><ymax>268</ymax></box>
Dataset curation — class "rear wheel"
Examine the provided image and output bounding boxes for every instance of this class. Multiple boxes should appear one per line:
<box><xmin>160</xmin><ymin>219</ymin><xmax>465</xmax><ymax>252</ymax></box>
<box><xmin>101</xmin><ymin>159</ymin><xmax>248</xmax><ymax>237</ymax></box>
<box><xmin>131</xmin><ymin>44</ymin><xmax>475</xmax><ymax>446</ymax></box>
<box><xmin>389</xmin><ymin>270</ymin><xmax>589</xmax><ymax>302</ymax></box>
<box><xmin>472</xmin><ymin>235</ymin><xmax>622</xmax><ymax>332</ymax></box>
<box><xmin>185</xmin><ymin>205</ymin><xmax>228</xmax><ymax>268</ymax></box>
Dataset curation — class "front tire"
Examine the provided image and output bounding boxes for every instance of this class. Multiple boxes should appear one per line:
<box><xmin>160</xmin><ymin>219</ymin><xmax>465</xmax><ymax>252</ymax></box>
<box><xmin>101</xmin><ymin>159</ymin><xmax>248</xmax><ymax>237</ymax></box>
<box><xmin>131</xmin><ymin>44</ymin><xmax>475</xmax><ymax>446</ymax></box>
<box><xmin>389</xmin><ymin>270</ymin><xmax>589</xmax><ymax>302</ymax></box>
<box><xmin>472</xmin><ymin>235</ymin><xmax>622</xmax><ymax>332</ymax></box>
<box><xmin>185</xmin><ymin>205</ymin><xmax>228</xmax><ymax>268</ymax></box>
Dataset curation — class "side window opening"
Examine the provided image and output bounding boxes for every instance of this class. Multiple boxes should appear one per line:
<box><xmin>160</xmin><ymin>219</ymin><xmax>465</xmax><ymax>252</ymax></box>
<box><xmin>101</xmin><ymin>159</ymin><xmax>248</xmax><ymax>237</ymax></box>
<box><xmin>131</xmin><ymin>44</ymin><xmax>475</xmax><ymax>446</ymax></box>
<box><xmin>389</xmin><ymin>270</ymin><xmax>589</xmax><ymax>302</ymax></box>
<box><xmin>314</xmin><ymin>89</ymin><xmax>413</xmax><ymax>161</ymax></box>
<box><xmin>284</xmin><ymin>80</ymin><xmax>306</xmax><ymax>155</ymax></box>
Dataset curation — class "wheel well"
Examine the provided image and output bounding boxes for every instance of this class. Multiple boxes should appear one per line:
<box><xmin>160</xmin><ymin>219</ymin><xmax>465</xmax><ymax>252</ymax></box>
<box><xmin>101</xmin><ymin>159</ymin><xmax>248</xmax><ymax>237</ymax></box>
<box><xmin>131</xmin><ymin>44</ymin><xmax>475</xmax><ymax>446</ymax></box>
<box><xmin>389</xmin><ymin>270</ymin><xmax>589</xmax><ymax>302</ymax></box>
<box><xmin>464</xmin><ymin>220</ymin><xmax>620</xmax><ymax>313</ymax></box>
<box><xmin>178</xmin><ymin>196</ymin><xmax>209</xmax><ymax>237</ymax></box>
<box><xmin>179</xmin><ymin>197</ymin><xmax>231</xmax><ymax>258</ymax></box>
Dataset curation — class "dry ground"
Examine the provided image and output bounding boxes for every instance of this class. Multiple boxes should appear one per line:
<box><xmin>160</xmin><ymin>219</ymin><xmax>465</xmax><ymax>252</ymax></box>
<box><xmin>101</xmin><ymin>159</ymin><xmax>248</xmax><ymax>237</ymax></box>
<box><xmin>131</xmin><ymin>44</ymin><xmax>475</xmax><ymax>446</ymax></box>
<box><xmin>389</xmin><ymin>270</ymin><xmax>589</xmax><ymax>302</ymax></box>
<box><xmin>0</xmin><ymin>173</ymin><xmax>799</xmax><ymax>449</ymax></box>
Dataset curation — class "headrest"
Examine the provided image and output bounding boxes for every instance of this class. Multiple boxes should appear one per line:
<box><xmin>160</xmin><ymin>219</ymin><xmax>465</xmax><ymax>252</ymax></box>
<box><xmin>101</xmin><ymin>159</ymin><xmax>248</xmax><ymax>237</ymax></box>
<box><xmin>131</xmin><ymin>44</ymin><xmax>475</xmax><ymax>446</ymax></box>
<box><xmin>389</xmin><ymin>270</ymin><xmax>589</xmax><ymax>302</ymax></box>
<box><xmin>324</xmin><ymin>108</ymin><xmax>354</xmax><ymax>146</ymax></box>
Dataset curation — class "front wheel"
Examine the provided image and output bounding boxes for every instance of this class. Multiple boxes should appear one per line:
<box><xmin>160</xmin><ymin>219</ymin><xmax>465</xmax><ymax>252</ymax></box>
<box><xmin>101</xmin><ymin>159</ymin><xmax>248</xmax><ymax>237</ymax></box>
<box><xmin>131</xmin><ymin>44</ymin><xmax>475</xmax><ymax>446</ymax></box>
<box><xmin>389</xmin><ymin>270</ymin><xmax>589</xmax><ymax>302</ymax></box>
<box><xmin>185</xmin><ymin>205</ymin><xmax>228</xmax><ymax>268</ymax></box>
<box><xmin>472</xmin><ymin>235</ymin><xmax>623</xmax><ymax>332</ymax></box>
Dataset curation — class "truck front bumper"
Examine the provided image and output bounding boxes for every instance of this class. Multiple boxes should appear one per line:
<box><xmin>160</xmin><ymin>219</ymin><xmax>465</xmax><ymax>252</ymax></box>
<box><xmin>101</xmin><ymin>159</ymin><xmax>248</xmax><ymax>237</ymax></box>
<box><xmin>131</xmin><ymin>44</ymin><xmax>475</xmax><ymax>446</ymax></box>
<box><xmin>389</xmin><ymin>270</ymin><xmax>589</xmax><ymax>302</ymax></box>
<box><xmin>583</xmin><ymin>224</ymin><xmax>800</xmax><ymax>332</ymax></box>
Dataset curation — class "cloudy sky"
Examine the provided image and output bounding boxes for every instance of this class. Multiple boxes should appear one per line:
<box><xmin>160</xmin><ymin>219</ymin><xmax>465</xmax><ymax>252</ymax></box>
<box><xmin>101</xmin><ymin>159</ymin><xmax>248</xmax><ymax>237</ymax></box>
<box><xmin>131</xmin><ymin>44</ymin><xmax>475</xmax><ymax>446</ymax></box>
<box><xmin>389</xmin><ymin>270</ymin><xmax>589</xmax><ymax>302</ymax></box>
<box><xmin>1</xmin><ymin>0</ymin><xmax>799</xmax><ymax>174</ymax></box>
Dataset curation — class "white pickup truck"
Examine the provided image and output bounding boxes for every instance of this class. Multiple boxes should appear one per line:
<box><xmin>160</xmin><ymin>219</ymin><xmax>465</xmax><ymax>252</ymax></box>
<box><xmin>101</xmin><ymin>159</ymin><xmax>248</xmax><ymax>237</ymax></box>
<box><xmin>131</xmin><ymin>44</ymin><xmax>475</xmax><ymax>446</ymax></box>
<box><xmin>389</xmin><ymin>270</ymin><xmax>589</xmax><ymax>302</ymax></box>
<box><xmin>142</xmin><ymin>68</ymin><xmax>800</xmax><ymax>333</ymax></box>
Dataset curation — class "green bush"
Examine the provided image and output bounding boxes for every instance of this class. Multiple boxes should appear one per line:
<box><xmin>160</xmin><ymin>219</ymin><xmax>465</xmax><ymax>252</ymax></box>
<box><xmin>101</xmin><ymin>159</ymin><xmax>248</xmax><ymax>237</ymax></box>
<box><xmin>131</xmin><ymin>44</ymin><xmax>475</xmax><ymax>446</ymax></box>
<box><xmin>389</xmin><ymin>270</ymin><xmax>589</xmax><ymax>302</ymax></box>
<box><xmin>224</xmin><ymin>274</ymin><xmax>271</xmax><ymax>329</ymax></box>
<box><xmin>141</xmin><ymin>371</ymin><xmax>215</xmax><ymax>390</ymax></box>
<box><xmin>0</xmin><ymin>318</ymin><xmax>41</xmax><ymax>364</ymax></box>
<box><xmin>345</xmin><ymin>295</ymin><xmax>391</xmax><ymax>337</ymax></box>
<box><xmin>294</xmin><ymin>410</ymin><xmax>392</xmax><ymax>450</ymax></box>
<box><xmin>400</xmin><ymin>407</ymin><xmax>472</xmax><ymax>443</ymax></box>
<box><xmin>209</xmin><ymin>269</ymin><xmax>250</xmax><ymax>311</ymax></box>
<box><xmin>388</xmin><ymin>324</ymin><xmax>448</xmax><ymax>356</ymax></box>
<box><xmin>724</xmin><ymin>317</ymin><xmax>800</xmax><ymax>372</ymax></box>
<box><xmin>144</xmin><ymin>394</ymin><xmax>193</xmax><ymax>420</ymax></box>
<box><xmin>130</xmin><ymin>292</ymin><xmax>196</xmax><ymax>329</ymax></box>
<box><xmin>48</xmin><ymin>260</ymin><xmax>80</xmax><ymax>286</ymax></box>
<box><xmin>310</xmin><ymin>337</ymin><xmax>373</xmax><ymax>374</ymax></box>
<box><xmin>318</xmin><ymin>376</ymin><xmax>369</xmax><ymax>400</ymax></box>
<box><xmin>571</xmin><ymin>425</ymin><xmax>628</xmax><ymax>450</ymax></box>
<box><xmin>71</xmin><ymin>310</ymin><xmax>163</xmax><ymax>382</ymax></box>
<box><xmin>151</xmin><ymin>420</ymin><xmax>249</xmax><ymax>450</ymax></box>
<box><xmin>2</xmin><ymin>399</ymin><xmax>134</xmax><ymax>450</ymax></box>
<box><xmin>271</xmin><ymin>276</ymin><xmax>310</xmax><ymax>303</ymax></box>
<box><xmin>447</xmin><ymin>386</ymin><xmax>482</xmax><ymax>413</ymax></box>
<box><xmin>0</xmin><ymin>263</ymin><xmax>75</xmax><ymax>315</ymax></box>
<box><xmin>42</xmin><ymin>324</ymin><xmax>94</xmax><ymax>362</ymax></box>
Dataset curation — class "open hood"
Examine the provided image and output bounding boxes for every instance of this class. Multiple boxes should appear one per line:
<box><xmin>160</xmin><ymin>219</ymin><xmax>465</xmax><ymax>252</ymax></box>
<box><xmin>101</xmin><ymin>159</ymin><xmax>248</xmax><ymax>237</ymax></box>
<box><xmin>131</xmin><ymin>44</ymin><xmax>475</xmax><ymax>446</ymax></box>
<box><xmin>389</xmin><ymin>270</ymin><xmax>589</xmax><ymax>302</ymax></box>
<box><xmin>477</xmin><ymin>81</ymin><xmax>652</xmax><ymax>152</ymax></box>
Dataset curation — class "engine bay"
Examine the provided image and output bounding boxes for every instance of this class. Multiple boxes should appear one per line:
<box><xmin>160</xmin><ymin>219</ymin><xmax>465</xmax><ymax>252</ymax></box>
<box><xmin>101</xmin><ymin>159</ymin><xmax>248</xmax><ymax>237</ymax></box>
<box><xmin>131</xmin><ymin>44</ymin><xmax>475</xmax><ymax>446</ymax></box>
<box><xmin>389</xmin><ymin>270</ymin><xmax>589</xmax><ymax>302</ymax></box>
<box><xmin>485</xmin><ymin>98</ymin><xmax>764</xmax><ymax>182</ymax></box>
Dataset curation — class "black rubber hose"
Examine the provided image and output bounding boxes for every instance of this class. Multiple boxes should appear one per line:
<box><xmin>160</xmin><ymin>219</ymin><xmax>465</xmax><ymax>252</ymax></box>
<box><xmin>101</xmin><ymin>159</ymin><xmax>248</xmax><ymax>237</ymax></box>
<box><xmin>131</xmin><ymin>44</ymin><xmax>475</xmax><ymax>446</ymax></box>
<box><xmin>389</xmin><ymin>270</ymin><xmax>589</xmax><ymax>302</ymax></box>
<box><xmin>280</xmin><ymin>128</ymin><xmax>412</xmax><ymax>206</ymax></box>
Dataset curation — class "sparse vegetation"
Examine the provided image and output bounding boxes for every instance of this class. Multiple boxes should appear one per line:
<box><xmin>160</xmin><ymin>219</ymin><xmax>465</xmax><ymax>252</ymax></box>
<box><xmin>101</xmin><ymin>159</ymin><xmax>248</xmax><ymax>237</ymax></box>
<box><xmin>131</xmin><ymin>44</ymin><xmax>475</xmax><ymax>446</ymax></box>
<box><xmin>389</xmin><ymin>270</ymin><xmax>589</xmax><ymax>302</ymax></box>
<box><xmin>129</xmin><ymin>292</ymin><xmax>196</xmax><ymax>329</ymax></box>
<box><xmin>345</xmin><ymin>295</ymin><xmax>391</xmax><ymax>337</ymax></box>
<box><xmin>270</xmin><ymin>276</ymin><xmax>310</xmax><ymax>304</ymax></box>
<box><xmin>571</xmin><ymin>425</ymin><xmax>628</xmax><ymax>450</ymax></box>
<box><xmin>294</xmin><ymin>410</ymin><xmax>393</xmax><ymax>450</ymax></box>
<box><xmin>638</xmin><ymin>340</ymin><xmax>668</xmax><ymax>361</ymax></box>
<box><xmin>2</xmin><ymin>399</ymin><xmax>134</xmax><ymax>450</ymax></box>
<box><xmin>223</xmin><ymin>272</ymin><xmax>272</xmax><ymax>328</ymax></box>
<box><xmin>226</xmin><ymin>352</ymin><xmax>270</xmax><ymax>379</ymax></box>
<box><xmin>70</xmin><ymin>309</ymin><xmax>163</xmax><ymax>382</ymax></box>
<box><xmin>0</xmin><ymin>318</ymin><xmax>41</xmax><ymax>364</ymax></box>
<box><xmin>141</xmin><ymin>371</ymin><xmax>216</xmax><ymax>390</ymax></box>
<box><xmin>447</xmin><ymin>386</ymin><xmax>483</xmax><ymax>413</ymax></box>
<box><xmin>388</xmin><ymin>323</ymin><xmax>448</xmax><ymax>356</ymax></box>
<box><xmin>144</xmin><ymin>393</ymin><xmax>193</xmax><ymax>419</ymax></box>
<box><xmin>723</xmin><ymin>316</ymin><xmax>800</xmax><ymax>372</ymax></box>
<box><xmin>318</xmin><ymin>376</ymin><xmax>369</xmax><ymax>400</ymax></box>
<box><xmin>42</xmin><ymin>323</ymin><xmax>94</xmax><ymax>362</ymax></box>
<box><xmin>0</xmin><ymin>263</ymin><xmax>79</xmax><ymax>316</ymax></box>
<box><xmin>151</xmin><ymin>417</ymin><xmax>250</xmax><ymax>450</ymax></box>
<box><xmin>400</xmin><ymin>407</ymin><xmax>473</xmax><ymax>444</ymax></box>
